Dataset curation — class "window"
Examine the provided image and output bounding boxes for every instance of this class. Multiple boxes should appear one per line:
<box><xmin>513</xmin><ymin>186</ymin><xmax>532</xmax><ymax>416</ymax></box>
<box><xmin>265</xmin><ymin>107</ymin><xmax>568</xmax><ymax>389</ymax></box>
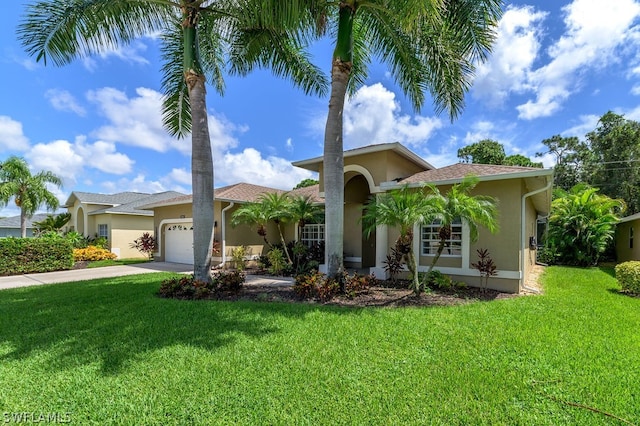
<box><xmin>630</xmin><ymin>227</ymin><xmax>634</xmax><ymax>249</ymax></box>
<box><xmin>301</xmin><ymin>224</ymin><xmax>324</xmax><ymax>247</ymax></box>
<box><xmin>421</xmin><ymin>219</ymin><xmax>462</xmax><ymax>256</ymax></box>
<box><xmin>98</xmin><ymin>224</ymin><xmax>108</xmax><ymax>239</ymax></box>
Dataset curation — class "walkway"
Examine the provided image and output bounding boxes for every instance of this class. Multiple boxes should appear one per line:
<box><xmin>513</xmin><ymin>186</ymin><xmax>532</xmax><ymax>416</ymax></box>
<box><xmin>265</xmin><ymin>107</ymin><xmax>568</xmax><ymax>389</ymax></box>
<box><xmin>0</xmin><ymin>262</ymin><xmax>292</xmax><ymax>291</ymax></box>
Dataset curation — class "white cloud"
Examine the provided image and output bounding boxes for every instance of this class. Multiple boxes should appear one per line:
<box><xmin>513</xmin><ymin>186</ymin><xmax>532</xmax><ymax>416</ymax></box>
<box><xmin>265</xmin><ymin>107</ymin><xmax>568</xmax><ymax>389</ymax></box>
<box><xmin>561</xmin><ymin>114</ymin><xmax>601</xmax><ymax>137</ymax></box>
<box><xmin>219</xmin><ymin>148</ymin><xmax>314</xmax><ymax>190</ymax></box>
<box><xmin>285</xmin><ymin>138</ymin><xmax>293</xmax><ymax>151</ymax></box>
<box><xmin>100</xmin><ymin>174</ymin><xmax>168</xmax><ymax>194</ymax></box>
<box><xmin>167</xmin><ymin>168</ymin><xmax>192</xmax><ymax>186</ymax></box>
<box><xmin>0</xmin><ymin>116</ymin><xmax>30</xmax><ymax>152</ymax></box>
<box><xmin>341</xmin><ymin>83</ymin><xmax>442</xmax><ymax>149</ymax></box>
<box><xmin>462</xmin><ymin>121</ymin><xmax>498</xmax><ymax>145</ymax></box>
<box><xmin>88</xmin><ymin>87</ymin><xmax>243</xmax><ymax>157</ymax></box>
<box><xmin>25</xmin><ymin>136</ymin><xmax>134</xmax><ymax>184</ymax></box>
<box><xmin>45</xmin><ymin>89</ymin><xmax>86</xmax><ymax>116</ymax></box>
<box><xmin>473</xmin><ymin>5</ymin><xmax>547</xmax><ymax>106</ymax></box>
<box><xmin>517</xmin><ymin>0</ymin><xmax>640</xmax><ymax>119</ymax></box>
<box><xmin>82</xmin><ymin>40</ymin><xmax>150</xmax><ymax>71</ymax></box>
<box><xmin>632</xmin><ymin>85</ymin><xmax>640</xmax><ymax>95</ymax></box>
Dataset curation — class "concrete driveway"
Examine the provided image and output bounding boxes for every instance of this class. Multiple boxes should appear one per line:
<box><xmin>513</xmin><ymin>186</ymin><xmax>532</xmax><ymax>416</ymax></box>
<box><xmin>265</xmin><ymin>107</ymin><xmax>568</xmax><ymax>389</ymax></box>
<box><xmin>0</xmin><ymin>262</ymin><xmax>293</xmax><ymax>291</ymax></box>
<box><xmin>0</xmin><ymin>262</ymin><xmax>193</xmax><ymax>291</ymax></box>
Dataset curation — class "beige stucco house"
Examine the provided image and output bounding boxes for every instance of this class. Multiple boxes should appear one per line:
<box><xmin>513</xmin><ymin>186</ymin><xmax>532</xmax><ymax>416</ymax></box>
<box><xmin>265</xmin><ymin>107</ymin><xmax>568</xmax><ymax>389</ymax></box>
<box><xmin>616</xmin><ymin>213</ymin><xmax>640</xmax><ymax>262</ymax></box>
<box><xmin>63</xmin><ymin>191</ymin><xmax>184</xmax><ymax>258</ymax></box>
<box><xmin>145</xmin><ymin>143</ymin><xmax>553</xmax><ymax>293</ymax></box>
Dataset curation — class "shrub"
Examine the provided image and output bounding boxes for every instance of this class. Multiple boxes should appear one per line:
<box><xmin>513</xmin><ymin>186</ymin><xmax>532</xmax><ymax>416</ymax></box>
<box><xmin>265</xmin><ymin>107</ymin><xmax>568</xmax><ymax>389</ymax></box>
<box><xmin>267</xmin><ymin>247</ymin><xmax>286</xmax><ymax>275</ymax></box>
<box><xmin>421</xmin><ymin>270</ymin><xmax>464</xmax><ymax>291</ymax></box>
<box><xmin>383</xmin><ymin>247</ymin><xmax>404</xmax><ymax>285</ymax></box>
<box><xmin>471</xmin><ymin>248</ymin><xmax>497</xmax><ymax>292</ymax></box>
<box><xmin>293</xmin><ymin>270</ymin><xmax>324</xmax><ymax>299</ymax></box>
<box><xmin>615</xmin><ymin>261</ymin><xmax>640</xmax><ymax>294</ymax></box>
<box><xmin>130</xmin><ymin>232</ymin><xmax>157</xmax><ymax>260</ymax></box>
<box><xmin>73</xmin><ymin>245</ymin><xmax>117</xmax><ymax>261</ymax></box>
<box><xmin>294</xmin><ymin>270</ymin><xmax>374</xmax><ymax>302</ymax></box>
<box><xmin>214</xmin><ymin>270</ymin><xmax>245</xmax><ymax>293</ymax></box>
<box><xmin>230</xmin><ymin>245</ymin><xmax>247</xmax><ymax>271</ymax></box>
<box><xmin>63</xmin><ymin>231</ymin><xmax>88</xmax><ymax>248</ymax></box>
<box><xmin>343</xmin><ymin>272</ymin><xmax>375</xmax><ymax>299</ymax></box>
<box><xmin>0</xmin><ymin>237</ymin><xmax>74</xmax><ymax>275</ymax></box>
<box><xmin>158</xmin><ymin>271</ymin><xmax>246</xmax><ymax>300</ymax></box>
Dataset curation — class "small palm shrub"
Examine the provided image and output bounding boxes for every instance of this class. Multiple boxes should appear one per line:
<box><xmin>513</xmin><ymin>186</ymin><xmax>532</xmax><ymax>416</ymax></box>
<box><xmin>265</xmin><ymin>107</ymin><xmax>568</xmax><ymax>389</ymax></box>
<box><xmin>615</xmin><ymin>261</ymin><xmax>640</xmax><ymax>295</ymax></box>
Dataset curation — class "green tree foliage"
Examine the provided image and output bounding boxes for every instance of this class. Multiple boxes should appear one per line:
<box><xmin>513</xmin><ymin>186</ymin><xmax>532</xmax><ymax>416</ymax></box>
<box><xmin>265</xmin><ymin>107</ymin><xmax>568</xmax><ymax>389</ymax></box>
<box><xmin>537</xmin><ymin>112</ymin><xmax>640</xmax><ymax>213</ymax></box>
<box><xmin>458</xmin><ymin>139</ymin><xmax>506</xmax><ymax>164</ymax></box>
<box><xmin>18</xmin><ymin>1</ymin><xmax>327</xmax><ymax>282</ymax></box>
<box><xmin>289</xmin><ymin>195</ymin><xmax>323</xmax><ymax>242</ymax></box>
<box><xmin>458</xmin><ymin>139</ymin><xmax>542</xmax><ymax>167</ymax></box>
<box><xmin>546</xmin><ymin>184</ymin><xmax>625</xmax><ymax>266</ymax></box>
<box><xmin>362</xmin><ymin>184</ymin><xmax>442</xmax><ymax>294</ymax></box>
<box><xmin>0</xmin><ymin>157</ymin><xmax>63</xmax><ymax>238</ymax></box>
<box><xmin>33</xmin><ymin>213</ymin><xmax>71</xmax><ymax>235</ymax></box>
<box><xmin>293</xmin><ymin>179</ymin><xmax>319</xmax><ymax>189</ymax></box>
<box><xmin>423</xmin><ymin>176</ymin><xmax>499</xmax><ymax>283</ymax></box>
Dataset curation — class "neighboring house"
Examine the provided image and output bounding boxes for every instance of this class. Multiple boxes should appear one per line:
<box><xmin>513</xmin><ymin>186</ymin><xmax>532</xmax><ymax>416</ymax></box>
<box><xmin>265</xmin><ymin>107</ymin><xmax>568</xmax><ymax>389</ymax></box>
<box><xmin>64</xmin><ymin>191</ymin><xmax>185</xmax><ymax>258</ymax></box>
<box><xmin>0</xmin><ymin>213</ymin><xmax>57</xmax><ymax>238</ymax></box>
<box><xmin>144</xmin><ymin>143</ymin><xmax>553</xmax><ymax>293</ymax></box>
<box><xmin>616</xmin><ymin>213</ymin><xmax>640</xmax><ymax>262</ymax></box>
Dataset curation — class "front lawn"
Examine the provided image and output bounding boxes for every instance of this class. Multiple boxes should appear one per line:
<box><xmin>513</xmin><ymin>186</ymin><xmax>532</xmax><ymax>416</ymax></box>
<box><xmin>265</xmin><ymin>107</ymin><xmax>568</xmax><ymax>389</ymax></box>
<box><xmin>0</xmin><ymin>267</ymin><xmax>638</xmax><ymax>424</ymax></box>
<box><xmin>84</xmin><ymin>258</ymin><xmax>150</xmax><ymax>268</ymax></box>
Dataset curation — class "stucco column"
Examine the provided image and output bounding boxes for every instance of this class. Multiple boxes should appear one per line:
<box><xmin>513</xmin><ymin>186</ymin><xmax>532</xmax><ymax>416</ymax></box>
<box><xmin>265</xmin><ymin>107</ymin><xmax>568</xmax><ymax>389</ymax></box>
<box><xmin>370</xmin><ymin>223</ymin><xmax>389</xmax><ymax>278</ymax></box>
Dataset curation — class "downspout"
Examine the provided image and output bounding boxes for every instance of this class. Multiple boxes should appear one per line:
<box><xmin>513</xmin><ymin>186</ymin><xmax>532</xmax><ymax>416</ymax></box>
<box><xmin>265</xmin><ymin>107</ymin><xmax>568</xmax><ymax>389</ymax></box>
<box><xmin>219</xmin><ymin>202</ymin><xmax>235</xmax><ymax>268</ymax></box>
<box><xmin>521</xmin><ymin>177</ymin><xmax>553</xmax><ymax>293</ymax></box>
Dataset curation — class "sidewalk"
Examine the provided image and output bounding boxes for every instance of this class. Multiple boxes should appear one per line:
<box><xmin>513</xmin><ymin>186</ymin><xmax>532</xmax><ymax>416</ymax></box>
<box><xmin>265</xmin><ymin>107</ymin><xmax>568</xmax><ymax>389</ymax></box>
<box><xmin>0</xmin><ymin>262</ymin><xmax>293</xmax><ymax>291</ymax></box>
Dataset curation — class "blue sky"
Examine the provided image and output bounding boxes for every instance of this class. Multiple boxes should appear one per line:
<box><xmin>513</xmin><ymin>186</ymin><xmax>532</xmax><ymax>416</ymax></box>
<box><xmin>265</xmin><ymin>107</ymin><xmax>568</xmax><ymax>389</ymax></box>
<box><xmin>1</xmin><ymin>0</ymin><xmax>640</xmax><ymax>218</ymax></box>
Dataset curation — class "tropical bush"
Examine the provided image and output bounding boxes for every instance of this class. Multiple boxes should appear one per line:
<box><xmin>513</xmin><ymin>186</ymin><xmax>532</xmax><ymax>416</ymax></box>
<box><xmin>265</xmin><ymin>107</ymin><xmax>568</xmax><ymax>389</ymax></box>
<box><xmin>293</xmin><ymin>270</ymin><xmax>374</xmax><ymax>301</ymax></box>
<box><xmin>0</xmin><ymin>237</ymin><xmax>73</xmax><ymax>275</ymax></box>
<box><xmin>546</xmin><ymin>184</ymin><xmax>625</xmax><ymax>266</ymax></box>
<box><xmin>158</xmin><ymin>271</ymin><xmax>246</xmax><ymax>300</ymax></box>
<box><xmin>130</xmin><ymin>232</ymin><xmax>157</xmax><ymax>260</ymax></box>
<box><xmin>615</xmin><ymin>261</ymin><xmax>640</xmax><ymax>294</ymax></box>
<box><xmin>230</xmin><ymin>245</ymin><xmax>248</xmax><ymax>271</ymax></box>
<box><xmin>73</xmin><ymin>246</ymin><xmax>117</xmax><ymax>262</ymax></box>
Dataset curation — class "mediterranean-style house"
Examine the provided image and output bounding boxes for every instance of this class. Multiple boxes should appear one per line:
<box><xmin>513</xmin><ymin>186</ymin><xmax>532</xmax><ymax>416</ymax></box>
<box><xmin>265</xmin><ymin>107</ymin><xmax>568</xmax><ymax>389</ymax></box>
<box><xmin>143</xmin><ymin>143</ymin><xmax>553</xmax><ymax>293</ymax></box>
<box><xmin>63</xmin><ymin>191</ymin><xmax>185</xmax><ymax>258</ymax></box>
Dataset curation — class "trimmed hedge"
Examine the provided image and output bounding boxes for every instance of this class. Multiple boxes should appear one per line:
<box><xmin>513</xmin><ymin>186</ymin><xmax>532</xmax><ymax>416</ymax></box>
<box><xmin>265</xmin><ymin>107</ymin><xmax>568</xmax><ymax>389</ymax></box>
<box><xmin>0</xmin><ymin>237</ymin><xmax>74</xmax><ymax>276</ymax></box>
<box><xmin>615</xmin><ymin>261</ymin><xmax>640</xmax><ymax>294</ymax></box>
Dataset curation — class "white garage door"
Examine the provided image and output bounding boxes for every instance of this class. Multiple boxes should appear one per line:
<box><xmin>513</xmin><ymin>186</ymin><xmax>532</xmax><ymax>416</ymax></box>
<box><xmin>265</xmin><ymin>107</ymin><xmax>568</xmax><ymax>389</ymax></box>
<box><xmin>165</xmin><ymin>223</ymin><xmax>193</xmax><ymax>264</ymax></box>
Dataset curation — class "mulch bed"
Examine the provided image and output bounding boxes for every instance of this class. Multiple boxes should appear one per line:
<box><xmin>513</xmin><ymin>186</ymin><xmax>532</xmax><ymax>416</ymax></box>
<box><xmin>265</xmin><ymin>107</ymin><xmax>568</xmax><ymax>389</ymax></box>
<box><xmin>217</xmin><ymin>279</ymin><xmax>520</xmax><ymax>308</ymax></box>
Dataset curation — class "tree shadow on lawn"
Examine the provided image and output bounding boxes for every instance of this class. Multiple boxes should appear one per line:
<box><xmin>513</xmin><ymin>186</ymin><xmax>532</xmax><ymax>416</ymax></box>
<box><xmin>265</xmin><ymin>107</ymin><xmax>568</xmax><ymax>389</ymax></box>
<box><xmin>0</xmin><ymin>274</ymin><xmax>356</xmax><ymax>376</ymax></box>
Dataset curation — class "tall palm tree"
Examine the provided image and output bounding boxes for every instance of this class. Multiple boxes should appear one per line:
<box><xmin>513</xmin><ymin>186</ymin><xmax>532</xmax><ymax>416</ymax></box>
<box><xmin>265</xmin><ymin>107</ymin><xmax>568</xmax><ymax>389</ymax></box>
<box><xmin>362</xmin><ymin>184</ymin><xmax>442</xmax><ymax>293</ymax></box>
<box><xmin>18</xmin><ymin>0</ymin><xmax>327</xmax><ymax>282</ymax></box>
<box><xmin>301</xmin><ymin>0</ymin><xmax>502</xmax><ymax>278</ymax></box>
<box><xmin>0</xmin><ymin>157</ymin><xmax>63</xmax><ymax>238</ymax></box>
<box><xmin>423</xmin><ymin>176</ymin><xmax>499</xmax><ymax>282</ymax></box>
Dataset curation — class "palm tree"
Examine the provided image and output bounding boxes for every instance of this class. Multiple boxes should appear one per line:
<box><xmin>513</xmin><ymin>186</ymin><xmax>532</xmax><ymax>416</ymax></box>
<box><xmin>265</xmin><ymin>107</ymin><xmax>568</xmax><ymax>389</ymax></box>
<box><xmin>231</xmin><ymin>202</ymin><xmax>272</xmax><ymax>248</ymax></box>
<box><xmin>299</xmin><ymin>0</ymin><xmax>502</xmax><ymax>278</ymax></box>
<box><xmin>362</xmin><ymin>184</ymin><xmax>442</xmax><ymax>294</ymax></box>
<box><xmin>18</xmin><ymin>1</ymin><xmax>327</xmax><ymax>282</ymax></box>
<box><xmin>33</xmin><ymin>212</ymin><xmax>72</xmax><ymax>235</ymax></box>
<box><xmin>258</xmin><ymin>192</ymin><xmax>294</xmax><ymax>264</ymax></box>
<box><xmin>423</xmin><ymin>176</ymin><xmax>499</xmax><ymax>283</ymax></box>
<box><xmin>547</xmin><ymin>184</ymin><xmax>625</xmax><ymax>266</ymax></box>
<box><xmin>0</xmin><ymin>157</ymin><xmax>63</xmax><ymax>238</ymax></box>
<box><xmin>289</xmin><ymin>195</ymin><xmax>324</xmax><ymax>243</ymax></box>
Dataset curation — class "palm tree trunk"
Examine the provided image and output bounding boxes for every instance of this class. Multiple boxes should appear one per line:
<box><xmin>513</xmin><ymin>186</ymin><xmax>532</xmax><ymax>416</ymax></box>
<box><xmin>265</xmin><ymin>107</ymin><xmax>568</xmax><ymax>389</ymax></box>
<box><xmin>275</xmin><ymin>222</ymin><xmax>293</xmax><ymax>264</ymax></box>
<box><xmin>422</xmin><ymin>239</ymin><xmax>447</xmax><ymax>287</ymax></box>
<box><xmin>184</xmin><ymin>12</ymin><xmax>213</xmax><ymax>282</ymax></box>
<box><xmin>20</xmin><ymin>207</ymin><xmax>27</xmax><ymax>238</ymax></box>
<box><xmin>324</xmin><ymin>5</ymin><xmax>354</xmax><ymax>278</ymax></box>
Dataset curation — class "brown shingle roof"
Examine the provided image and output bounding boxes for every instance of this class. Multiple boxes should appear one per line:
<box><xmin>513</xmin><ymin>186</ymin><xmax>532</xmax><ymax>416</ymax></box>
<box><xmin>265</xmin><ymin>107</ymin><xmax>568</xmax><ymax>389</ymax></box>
<box><xmin>287</xmin><ymin>184</ymin><xmax>322</xmax><ymax>203</ymax></box>
<box><xmin>215</xmin><ymin>183</ymin><xmax>285</xmax><ymax>202</ymax></box>
<box><xmin>399</xmin><ymin>163</ymin><xmax>545</xmax><ymax>184</ymax></box>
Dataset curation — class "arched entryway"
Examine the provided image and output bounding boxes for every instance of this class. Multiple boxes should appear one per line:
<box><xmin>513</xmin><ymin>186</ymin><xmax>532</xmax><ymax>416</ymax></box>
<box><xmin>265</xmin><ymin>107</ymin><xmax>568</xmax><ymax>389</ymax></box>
<box><xmin>76</xmin><ymin>206</ymin><xmax>85</xmax><ymax>235</ymax></box>
<box><xmin>344</xmin><ymin>173</ymin><xmax>375</xmax><ymax>269</ymax></box>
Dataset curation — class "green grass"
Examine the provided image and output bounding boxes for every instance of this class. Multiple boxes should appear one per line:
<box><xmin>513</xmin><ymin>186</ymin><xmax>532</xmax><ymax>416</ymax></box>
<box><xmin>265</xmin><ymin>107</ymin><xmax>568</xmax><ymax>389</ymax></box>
<box><xmin>0</xmin><ymin>267</ymin><xmax>638</xmax><ymax>425</ymax></box>
<box><xmin>86</xmin><ymin>258</ymin><xmax>150</xmax><ymax>268</ymax></box>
